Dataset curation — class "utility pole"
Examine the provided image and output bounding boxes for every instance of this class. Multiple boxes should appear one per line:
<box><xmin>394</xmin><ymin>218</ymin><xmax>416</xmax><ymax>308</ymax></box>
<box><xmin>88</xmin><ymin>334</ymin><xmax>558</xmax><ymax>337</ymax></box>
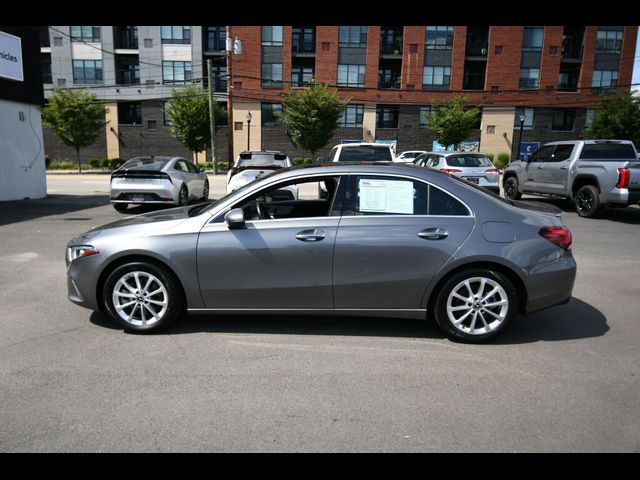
<box><xmin>207</xmin><ymin>59</ymin><xmax>218</xmax><ymax>175</ymax></box>
<box><xmin>226</xmin><ymin>26</ymin><xmax>234</xmax><ymax>169</ymax></box>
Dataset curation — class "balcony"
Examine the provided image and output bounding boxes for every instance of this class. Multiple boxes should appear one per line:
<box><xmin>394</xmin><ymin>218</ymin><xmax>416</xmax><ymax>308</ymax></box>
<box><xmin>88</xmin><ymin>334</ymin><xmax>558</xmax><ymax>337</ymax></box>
<box><xmin>380</xmin><ymin>26</ymin><xmax>403</xmax><ymax>57</ymax></box>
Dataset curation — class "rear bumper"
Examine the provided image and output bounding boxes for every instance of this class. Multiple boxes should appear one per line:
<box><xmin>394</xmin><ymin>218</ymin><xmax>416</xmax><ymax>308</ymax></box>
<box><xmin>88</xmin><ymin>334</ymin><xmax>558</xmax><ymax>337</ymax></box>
<box><xmin>602</xmin><ymin>188</ymin><xmax>640</xmax><ymax>206</ymax></box>
<box><xmin>524</xmin><ymin>253</ymin><xmax>577</xmax><ymax>314</ymax></box>
<box><xmin>110</xmin><ymin>181</ymin><xmax>176</xmax><ymax>204</ymax></box>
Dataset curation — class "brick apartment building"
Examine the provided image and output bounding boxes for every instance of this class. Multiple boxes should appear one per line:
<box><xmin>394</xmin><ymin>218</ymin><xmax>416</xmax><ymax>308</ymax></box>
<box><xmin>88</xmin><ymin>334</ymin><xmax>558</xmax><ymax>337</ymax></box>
<box><xmin>40</xmin><ymin>25</ymin><xmax>638</xmax><ymax>163</ymax></box>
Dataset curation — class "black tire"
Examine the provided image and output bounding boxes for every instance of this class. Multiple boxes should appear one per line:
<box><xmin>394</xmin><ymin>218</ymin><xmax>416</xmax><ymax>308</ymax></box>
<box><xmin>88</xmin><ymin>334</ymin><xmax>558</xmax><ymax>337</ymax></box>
<box><xmin>178</xmin><ymin>185</ymin><xmax>189</xmax><ymax>206</ymax></box>
<box><xmin>432</xmin><ymin>269</ymin><xmax>518</xmax><ymax>344</ymax></box>
<box><xmin>503</xmin><ymin>176</ymin><xmax>522</xmax><ymax>200</ymax></box>
<box><xmin>202</xmin><ymin>180</ymin><xmax>209</xmax><ymax>200</ymax></box>
<box><xmin>102</xmin><ymin>261</ymin><xmax>185</xmax><ymax>333</ymax></box>
<box><xmin>113</xmin><ymin>203</ymin><xmax>128</xmax><ymax>213</ymax></box>
<box><xmin>574</xmin><ymin>184</ymin><xmax>602</xmax><ymax>218</ymax></box>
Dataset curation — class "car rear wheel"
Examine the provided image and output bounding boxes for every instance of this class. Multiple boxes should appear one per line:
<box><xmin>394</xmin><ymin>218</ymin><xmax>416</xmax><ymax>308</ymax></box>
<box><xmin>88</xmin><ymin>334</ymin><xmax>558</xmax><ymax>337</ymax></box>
<box><xmin>103</xmin><ymin>262</ymin><xmax>185</xmax><ymax>333</ymax></box>
<box><xmin>503</xmin><ymin>176</ymin><xmax>522</xmax><ymax>200</ymax></box>
<box><xmin>178</xmin><ymin>185</ymin><xmax>188</xmax><ymax>206</ymax></box>
<box><xmin>433</xmin><ymin>269</ymin><xmax>518</xmax><ymax>343</ymax></box>
<box><xmin>574</xmin><ymin>184</ymin><xmax>602</xmax><ymax>218</ymax></box>
<box><xmin>113</xmin><ymin>203</ymin><xmax>128</xmax><ymax>213</ymax></box>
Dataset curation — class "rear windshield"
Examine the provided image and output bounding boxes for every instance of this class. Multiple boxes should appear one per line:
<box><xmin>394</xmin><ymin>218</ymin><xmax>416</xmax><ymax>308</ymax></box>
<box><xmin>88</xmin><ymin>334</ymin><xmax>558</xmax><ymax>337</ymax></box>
<box><xmin>339</xmin><ymin>146</ymin><xmax>393</xmax><ymax>162</ymax></box>
<box><xmin>238</xmin><ymin>153</ymin><xmax>289</xmax><ymax>168</ymax></box>
<box><xmin>120</xmin><ymin>157</ymin><xmax>169</xmax><ymax>171</ymax></box>
<box><xmin>445</xmin><ymin>155</ymin><xmax>493</xmax><ymax>168</ymax></box>
<box><xmin>579</xmin><ymin>143</ymin><xmax>637</xmax><ymax>160</ymax></box>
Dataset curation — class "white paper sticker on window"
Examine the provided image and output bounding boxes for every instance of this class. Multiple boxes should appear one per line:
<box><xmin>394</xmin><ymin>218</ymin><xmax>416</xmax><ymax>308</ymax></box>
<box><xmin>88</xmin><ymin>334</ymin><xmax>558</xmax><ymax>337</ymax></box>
<box><xmin>358</xmin><ymin>179</ymin><xmax>414</xmax><ymax>214</ymax></box>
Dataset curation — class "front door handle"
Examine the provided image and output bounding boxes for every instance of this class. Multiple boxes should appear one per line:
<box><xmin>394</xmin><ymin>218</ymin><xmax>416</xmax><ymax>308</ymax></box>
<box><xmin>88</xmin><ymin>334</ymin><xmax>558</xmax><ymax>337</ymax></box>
<box><xmin>418</xmin><ymin>228</ymin><xmax>448</xmax><ymax>240</ymax></box>
<box><xmin>560</xmin><ymin>165</ymin><xmax>568</xmax><ymax>170</ymax></box>
<box><xmin>296</xmin><ymin>229</ymin><xmax>325</xmax><ymax>242</ymax></box>
<box><xmin>536</xmin><ymin>165</ymin><xmax>544</xmax><ymax>169</ymax></box>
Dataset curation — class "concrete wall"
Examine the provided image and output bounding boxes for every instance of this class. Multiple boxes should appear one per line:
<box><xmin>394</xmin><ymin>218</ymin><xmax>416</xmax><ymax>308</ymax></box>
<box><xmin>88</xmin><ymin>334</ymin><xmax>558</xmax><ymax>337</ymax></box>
<box><xmin>0</xmin><ymin>99</ymin><xmax>47</xmax><ymax>201</ymax></box>
<box><xmin>480</xmin><ymin>107</ymin><xmax>516</xmax><ymax>157</ymax></box>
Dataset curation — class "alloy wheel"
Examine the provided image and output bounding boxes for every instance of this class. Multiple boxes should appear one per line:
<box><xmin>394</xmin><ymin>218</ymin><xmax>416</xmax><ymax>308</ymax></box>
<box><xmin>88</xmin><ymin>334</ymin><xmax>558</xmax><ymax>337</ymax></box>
<box><xmin>112</xmin><ymin>271</ymin><xmax>168</xmax><ymax>327</ymax></box>
<box><xmin>575</xmin><ymin>190</ymin><xmax>593</xmax><ymax>214</ymax></box>
<box><xmin>446</xmin><ymin>277</ymin><xmax>509</xmax><ymax>336</ymax></box>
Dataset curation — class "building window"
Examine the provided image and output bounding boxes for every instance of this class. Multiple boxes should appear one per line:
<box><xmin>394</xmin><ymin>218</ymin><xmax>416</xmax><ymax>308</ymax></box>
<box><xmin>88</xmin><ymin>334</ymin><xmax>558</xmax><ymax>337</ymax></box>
<box><xmin>114</xmin><ymin>26</ymin><xmax>138</xmax><ymax>49</ymax></box>
<box><xmin>522</xmin><ymin>27</ymin><xmax>544</xmax><ymax>51</ymax></box>
<box><xmin>115</xmin><ymin>56</ymin><xmax>140</xmax><ymax>85</ymax></box>
<box><xmin>118</xmin><ymin>102</ymin><xmax>142</xmax><ymax>125</ymax></box>
<box><xmin>70</xmin><ymin>26</ymin><xmax>101</xmax><ymax>43</ymax></box>
<box><xmin>592</xmin><ymin>69</ymin><xmax>618</xmax><ymax>90</ymax></box>
<box><xmin>339</xmin><ymin>26</ymin><xmax>368</xmax><ymax>48</ymax></box>
<box><xmin>338</xmin><ymin>105</ymin><xmax>364</xmax><ymax>127</ymax></box>
<box><xmin>161</xmin><ymin>26</ymin><xmax>191</xmax><ymax>45</ymax></box>
<box><xmin>262</xmin><ymin>63</ymin><xmax>283</xmax><ymax>87</ymax></box>
<box><xmin>423</xmin><ymin>66</ymin><xmax>451</xmax><ymax>87</ymax></box>
<box><xmin>514</xmin><ymin>107</ymin><xmax>535</xmax><ymax>130</ymax></box>
<box><xmin>337</xmin><ymin>64</ymin><xmax>366</xmax><ymax>87</ymax></box>
<box><xmin>163</xmin><ymin>102</ymin><xmax>173</xmax><ymax>126</ymax></box>
<box><xmin>486</xmin><ymin>125</ymin><xmax>496</xmax><ymax>134</ymax></box>
<box><xmin>147</xmin><ymin>119</ymin><xmax>157</xmax><ymax>129</ymax></box>
<box><xmin>262</xmin><ymin>26</ymin><xmax>283</xmax><ymax>46</ymax></box>
<box><xmin>162</xmin><ymin>61</ymin><xmax>192</xmax><ymax>85</ymax></box>
<box><xmin>261</xmin><ymin>103</ymin><xmax>283</xmax><ymax>127</ymax></box>
<box><xmin>380</xmin><ymin>26</ymin><xmax>403</xmax><ymax>54</ymax></box>
<box><xmin>419</xmin><ymin>106</ymin><xmax>435</xmax><ymax>127</ymax></box>
<box><xmin>72</xmin><ymin>60</ymin><xmax>103</xmax><ymax>84</ymax></box>
<box><xmin>378</xmin><ymin>67</ymin><xmax>401</xmax><ymax>89</ymax></box>
<box><xmin>585</xmin><ymin>109</ymin><xmax>595</xmax><ymax>129</ymax></box>
<box><xmin>425</xmin><ymin>26</ymin><xmax>454</xmax><ymax>50</ymax></box>
<box><xmin>292</xmin><ymin>26</ymin><xmax>315</xmax><ymax>53</ymax></box>
<box><xmin>519</xmin><ymin>68</ymin><xmax>540</xmax><ymax>90</ymax></box>
<box><xmin>39</xmin><ymin>26</ymin><xmax>50</xmax><ymax>48</ymax></box>
<box><xmin>291</xmin><ymin>66</ymin><xmax>313</xmax><ymax>87</ymax></box>
<box><xmin>552</xmin><ymin>109</ymin><xmax>575</xmax><ymax>131</ymax></box>
<box><xmin>205</xmin><ymin>26</ymin><xmax>226</xmax><ymax>51</ymax></box>
<box><xmin>210</xmin><ymin>64</ymin><xmax>227</xmax><ymax>92</ymax></box>
<box><xmin>42</xmin><ymin>54</ymin><xmax>52</xmax><ymax>84</ymax></box>
<box><xmin>596</xmin><ymin>30</ymin><xmax>623</xmax><ymax>54</ymax></box>
<box><xmin>376</xmin><ymin>105</ymin><xmax>399</xmax><ymax>129</ymax></box>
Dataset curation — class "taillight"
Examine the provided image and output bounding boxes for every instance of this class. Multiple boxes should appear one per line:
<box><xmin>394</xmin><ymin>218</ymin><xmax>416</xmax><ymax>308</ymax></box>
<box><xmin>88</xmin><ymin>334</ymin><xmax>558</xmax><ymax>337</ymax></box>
<box><xmin>539</xmin><ymin>227</ymin><xmax>572</xmax><ymax>250</ymax></box>
<box><xmin>440</xmin><ymin>168</ymin><xmax>462</xmax><ymax>173</ymax></box>
<box><xmin>485</xmin><ymin>169</ymin><xmax>499</xmax><ymax>173</ymax></box>
<box><xmin>616</xmin><ymin>168</ymin><xmax>630</xmax><ymax>189</ymax></box>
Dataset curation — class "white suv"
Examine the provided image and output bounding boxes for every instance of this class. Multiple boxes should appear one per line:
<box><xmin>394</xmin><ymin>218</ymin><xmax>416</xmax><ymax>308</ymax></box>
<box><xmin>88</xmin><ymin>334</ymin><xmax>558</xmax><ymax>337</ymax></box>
<box><xmin>318</xmin><ymin>142</ymin><xmax>395</xmax><ymax>164</ymax></box>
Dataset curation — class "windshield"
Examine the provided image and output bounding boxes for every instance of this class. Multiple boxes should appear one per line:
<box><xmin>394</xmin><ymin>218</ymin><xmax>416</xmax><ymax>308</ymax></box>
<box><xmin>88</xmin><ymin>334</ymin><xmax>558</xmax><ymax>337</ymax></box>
<box><xmin>445</xmin><ymin>155</ymin><xmax>493</xmax><ymax>168</ymax></box>
<box><xmin>339</xmin><ymin>146</ymin><xmax>393</xmax><ymax>162</ymax></box>
<box><xmin>237</xmin><ymin>154</ymin><xmax>289</xmax><ymax>168</ymax></box>
<box><xmin>120</xmin><ymin>157</ymin><xmax>169</xmax><ymax>171</ymax></box>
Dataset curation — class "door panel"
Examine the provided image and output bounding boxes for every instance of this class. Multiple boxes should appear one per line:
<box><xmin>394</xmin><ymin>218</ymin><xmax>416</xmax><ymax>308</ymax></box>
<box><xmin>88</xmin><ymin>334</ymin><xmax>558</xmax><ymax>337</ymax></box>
<box><xmin>522</xmin><ymin>146</ymin><xmax>553</xmax><ymax>192</ymax></box>
<box><xmin>544</xmin><ymin>144</ymin><xmax>575</xmax><ymax>194</ymax></box>
<box><xmin>197</xmin><ymin>217</ymin><xmax>339</xmax><ymax>309</ymax></box>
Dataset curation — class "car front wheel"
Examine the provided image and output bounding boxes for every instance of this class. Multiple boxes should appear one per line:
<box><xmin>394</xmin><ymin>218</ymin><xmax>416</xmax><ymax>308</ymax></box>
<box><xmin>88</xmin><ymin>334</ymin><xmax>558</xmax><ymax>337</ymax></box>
<box><xmin>103</xmin><ymin>262</ymin><xmax>185</xmax><ymax>333</ymax></box>
<box><xmin>433</xmin><ymin>269</ymin><xmax>518</xmax><ymax>343</ymax></box>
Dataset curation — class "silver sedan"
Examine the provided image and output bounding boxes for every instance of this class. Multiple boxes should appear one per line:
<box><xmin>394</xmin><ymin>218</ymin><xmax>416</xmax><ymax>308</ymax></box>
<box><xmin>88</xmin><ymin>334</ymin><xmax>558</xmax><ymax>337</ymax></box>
<box><xmin>67</xmin><ymin>163</ymin><xmax>576</xmax><ymax>343</ymax></box>
<box><xmin>110</xmin><ymin>156</ymin><xmax>209</xmax><ymax>213</ymax></box>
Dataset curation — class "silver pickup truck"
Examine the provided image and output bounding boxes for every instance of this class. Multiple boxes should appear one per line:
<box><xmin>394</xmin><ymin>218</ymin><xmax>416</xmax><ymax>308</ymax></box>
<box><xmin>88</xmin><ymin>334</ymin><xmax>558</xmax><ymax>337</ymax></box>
<box><xmin>502</xmin><ymin>140</ymin><xmax>640</xmax><ymax>217</ymax></box>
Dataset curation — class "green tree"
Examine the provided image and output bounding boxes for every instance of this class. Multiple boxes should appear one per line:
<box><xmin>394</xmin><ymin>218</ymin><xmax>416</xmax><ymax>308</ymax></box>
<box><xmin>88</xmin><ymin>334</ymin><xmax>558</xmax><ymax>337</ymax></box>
<box><xmin>41</xmin><ymin>87</ymin><xmax>107</xmax><ymax>173</ymax></box>
<box><xmin>426</xmin><ymin>96</ymin><xmax>481</xmax><ymax>150</ymax></box>
<box><xmin>276</xmin><ymin>80</ymin><xmax>349</xmax><ymax>159</ymax></box>
<box><xmin>166</xmin><ymin>85</ymin><xmax>224</xmax><ymax>166</ymax></box>
<box><xmin>585</xmin><ymin>89</ymin><xmax>640</xmax><ymax>147</ymax></box>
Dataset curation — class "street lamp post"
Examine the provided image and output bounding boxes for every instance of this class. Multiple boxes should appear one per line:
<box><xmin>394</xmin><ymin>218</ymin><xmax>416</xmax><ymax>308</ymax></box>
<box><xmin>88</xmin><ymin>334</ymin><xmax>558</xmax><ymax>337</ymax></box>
<box><xmin>516</xmin><ymin>113</ymin><xmax>526</xmax><ymax>163</ymax></box>
<box><xmin>246</xmin><ymin>111</ymin><xmax>252</xmax><ymax>151</ymax></box>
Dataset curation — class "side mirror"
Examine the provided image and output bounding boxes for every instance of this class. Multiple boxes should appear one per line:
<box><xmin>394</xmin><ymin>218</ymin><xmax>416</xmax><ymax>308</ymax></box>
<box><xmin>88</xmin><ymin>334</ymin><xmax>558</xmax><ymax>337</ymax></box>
<box><xmin>199</xmin><ymin>166</ymin><xmax>205</xmax><ymax>173</ymax></box>
<box><xmin>225</xmin><ymin>208</ymin><xmax>245</xmax><ymax>229</ymax></box>
<box><xmin>521</xmin><ymin>155</ymin><xmax>530</xmax><ymax>163</ymax></box>
<box><xmin>316</xmin><ymin>157</ymin><xmax>326</xmax><ymax>163</ymax></box>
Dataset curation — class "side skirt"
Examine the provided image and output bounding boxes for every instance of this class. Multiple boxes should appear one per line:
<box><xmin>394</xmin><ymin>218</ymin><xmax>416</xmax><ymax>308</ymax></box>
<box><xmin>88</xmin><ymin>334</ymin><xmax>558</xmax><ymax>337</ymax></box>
<box><xmin>187</xmin><ymin>308</ymin><xmax>427</xmax><ymax>320</ymax></box>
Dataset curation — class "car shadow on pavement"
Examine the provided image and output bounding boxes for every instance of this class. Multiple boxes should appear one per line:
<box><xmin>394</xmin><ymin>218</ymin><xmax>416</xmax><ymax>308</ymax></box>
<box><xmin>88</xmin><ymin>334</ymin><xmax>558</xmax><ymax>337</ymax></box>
<box><xmin>89</xmin><ymin>297</ymin><xmax>607</xmax><ymax>344</ymax></box>
<box><xmin>0</xmin><ymin>194</ymin><xmax>110</xmax><ymax>227</ymax></box>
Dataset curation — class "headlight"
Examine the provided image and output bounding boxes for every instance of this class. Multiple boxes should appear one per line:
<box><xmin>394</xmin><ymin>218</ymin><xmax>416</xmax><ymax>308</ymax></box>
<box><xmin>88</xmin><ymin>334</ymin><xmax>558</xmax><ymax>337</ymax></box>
<box><xmin>67</xmin><ymin>245</ymin><xmax>99</xmax><ymax>263</ymax></box>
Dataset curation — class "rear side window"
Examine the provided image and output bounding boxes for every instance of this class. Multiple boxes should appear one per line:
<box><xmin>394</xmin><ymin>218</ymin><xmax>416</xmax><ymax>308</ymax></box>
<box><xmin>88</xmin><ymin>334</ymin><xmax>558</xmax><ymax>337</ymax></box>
<box><xmin>339</xmin><ymin>146</ymin><xmax>394</xmax><ymax>162</ymax></box>
<box><xmin>345</xmin><ymin>175</ymin><xmax>469</xmax><ymax>216</ymax></box>
<box><xmin>579</xmin><ymin>143</ymin><xmax>637</xmax><ymax>160</ymax></box>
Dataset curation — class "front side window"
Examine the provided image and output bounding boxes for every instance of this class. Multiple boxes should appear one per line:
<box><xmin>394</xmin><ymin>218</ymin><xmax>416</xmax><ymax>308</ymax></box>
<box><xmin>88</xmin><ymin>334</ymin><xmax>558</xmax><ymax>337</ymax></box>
<box><xmin>337</xmin><ymin>64</ymin><xmax>366</xmax><ymax>87</ymax></box>
<box><xmin>592</xmin><ymin>69</ymin><xmax>618</xmax><ymax>90</ymax></box>
<box><xmin>70</xmin><ymin>26</ymin><xmax>101</xmax><ymax>42</ymax></box>
<box><xmin>162</xmin><ymin>61</ymin><xmax>192</xmax><ymax>85</ymax></box>
<box><xmin>338</xmin><ymin>105</ymin><xmax>364</xmax><ymax>127</ymax></box>
<box><xmin>423</xmin><ymin>66</ymin><xmax>451</xmax><ymax>87</ymax></box>
<box><xmin>339</xmin><ymin>26</ymin><xmax>368</xmax><ymax>47</ymax></box>
<box><xmin>596</xmin><ymin>30</ymin><xmax>623</xmax><ymax>54</ymax></box>
<box><xmin>161</xmin><ymin>26</ymin><xmax>191</xmax><ymax>44</ymax></box>
<box><xmin>72</xmin><ymin>60</ymin><xmax>103</xmax><ymax>84</ymax></box>
<box><xmin>426</xmin><ymin>26</ymin><xmax>454</xmax><ymax>49</ymax></box>
<box><xmin>528</xmin><ymin>145</ymin><xmax>554</xmax><ymax>163</ymax></box>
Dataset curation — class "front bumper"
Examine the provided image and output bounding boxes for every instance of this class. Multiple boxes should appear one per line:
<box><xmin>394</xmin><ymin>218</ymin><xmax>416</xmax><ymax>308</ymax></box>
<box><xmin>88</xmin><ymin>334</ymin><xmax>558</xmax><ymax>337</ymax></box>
<box><xmin>66</xmin><ymin>252</ymin><xmax>104</xmax><ymax>311</ymax></box>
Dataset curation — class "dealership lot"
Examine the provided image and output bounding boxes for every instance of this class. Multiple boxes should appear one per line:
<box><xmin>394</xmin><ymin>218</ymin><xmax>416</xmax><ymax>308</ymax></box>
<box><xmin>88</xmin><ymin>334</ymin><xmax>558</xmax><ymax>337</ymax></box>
<box><xmin>0</xmin><ymin>174</ymin><xmax>639</xmax><ymax>452</ymax></box>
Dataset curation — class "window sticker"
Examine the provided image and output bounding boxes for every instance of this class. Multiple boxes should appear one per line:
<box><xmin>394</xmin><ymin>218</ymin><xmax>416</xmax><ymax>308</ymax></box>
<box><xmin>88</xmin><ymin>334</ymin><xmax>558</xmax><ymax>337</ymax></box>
<box><xmin>358</xmin><ymin>179</ymin><xmax>414</xmax><ymax>214</ymax></box>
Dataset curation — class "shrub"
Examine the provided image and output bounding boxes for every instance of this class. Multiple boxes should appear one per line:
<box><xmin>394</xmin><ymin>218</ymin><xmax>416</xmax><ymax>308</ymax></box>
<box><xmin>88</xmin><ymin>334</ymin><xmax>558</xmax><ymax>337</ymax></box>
<box><xmin>101</xmin><ymin>158</ymin><xmax>111</xmax><ymax>168</ymax></box>
<box><xmin>303</xmin><ymin>157</ymin><xmax>313</xmax><ymax>165</ymax></box>
<box><xmin>217</xmin><ymin>161</ymin><xmax>229</xmax><ymax>172</ymax></box>
<box><xmin>48</xmin><ymin>161</ymin><xmax>77</xmax><ymax>170</ymax></box>
<box><xmin>88</xmin><ymin>157</ymin><xmax>101</xmax><ymax>168</ymax></box>
<box><xmin>292</xmin><ymin>157</ymin><xmax>305</xmax><ymax>165</ymax></box>
<box><xmin>109</xmin><ymin>157</ymin><xmax>126</xmax><ymax>170</ymax></box>
<box><xmin>44</xmin><ymin>154</ymin><xmax>51</xmax><ymax>168</ymax></box>
<box><xmin>484</xmin><ymin>153</ymin><xmax>495</xmax><ymax>163</ymax></box>
<box><xmin>494</xmin><ymin>152</ymin><xmax>511</xmax><ymax>169</ymax></box>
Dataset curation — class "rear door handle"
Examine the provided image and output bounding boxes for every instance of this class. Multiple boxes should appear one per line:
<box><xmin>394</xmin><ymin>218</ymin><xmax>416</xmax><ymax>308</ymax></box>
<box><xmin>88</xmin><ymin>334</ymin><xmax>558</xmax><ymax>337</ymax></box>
<box><xmin>295</xmin><ymin>229</ymin><xmax>325</xmax><ymax>242</ymax></box>
<box><xmin>536</xmin><ymin>165</ymin><xmax>544</xmax><ymax>169</ymax></box>
<box><xmin>418</xmin><ymin>228</ymin><xmax>448</xmax><ymax>240</ymax></box>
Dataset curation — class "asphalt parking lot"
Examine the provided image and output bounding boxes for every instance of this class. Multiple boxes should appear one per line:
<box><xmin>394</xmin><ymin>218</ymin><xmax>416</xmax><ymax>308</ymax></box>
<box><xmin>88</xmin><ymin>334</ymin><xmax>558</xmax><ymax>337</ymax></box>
<box><xmin>1</xmin><ymin>173</ymin><xmax>639</xmax><ymax>452</ymax></box>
